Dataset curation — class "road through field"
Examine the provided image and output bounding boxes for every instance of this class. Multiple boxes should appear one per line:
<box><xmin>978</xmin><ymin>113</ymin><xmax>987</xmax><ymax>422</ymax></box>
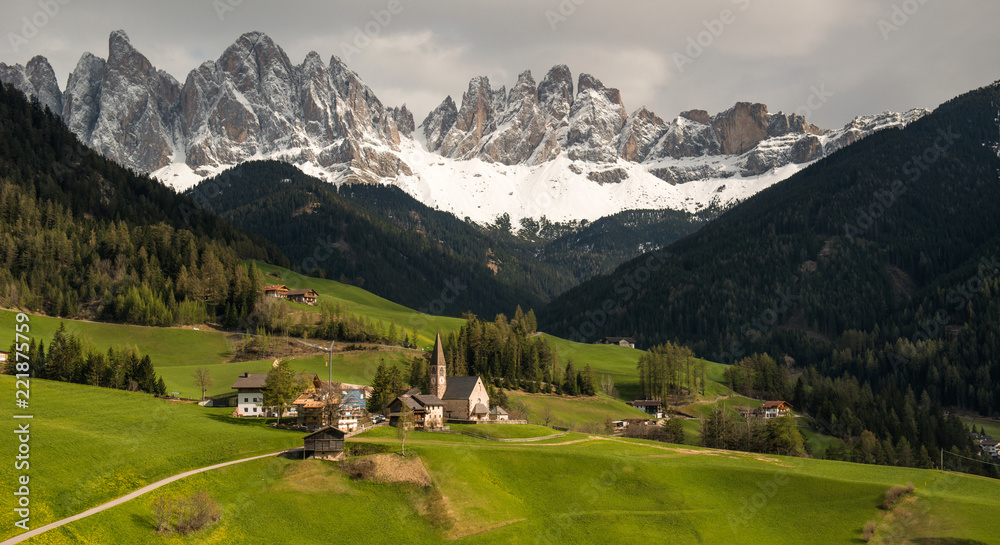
<box><xmin>0</xmin><ymin>450</ymin><xmax>288</xmax><ymax>545</ymax></box>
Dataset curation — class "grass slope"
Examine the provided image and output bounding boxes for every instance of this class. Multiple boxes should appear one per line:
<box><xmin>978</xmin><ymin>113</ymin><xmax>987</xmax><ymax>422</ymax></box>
<box><xmin>0</xmin><ymin>310</ymin><xmax>232</xmax><ymax>368</ymax></box>
<box><xmin>27</xmin><ymin>429</ymin><xmax>1000</xmax><ymax>544</ymax></box>
<box><xmin>0</xmin><ymin>376</ymin><xmax>303</xmax><ymax>540</ymax></box>
<box><xmin>507</xmin><ymin>391</ymin><xmax>648</xmax><ymax>431</ymax></box>
<box><xmin>255</xmin><ymin>262</ymin><xmax>466</xmax><ymax>349</ymax></box>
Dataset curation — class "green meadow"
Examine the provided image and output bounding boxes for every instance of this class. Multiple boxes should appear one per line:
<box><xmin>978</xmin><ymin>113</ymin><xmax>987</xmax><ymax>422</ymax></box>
<box><xmin>254</xmin><ymin>262</ymin><xmax>466</xmax><ymax>348</ymax></box>
<box><xmin>0</xmin><ymin>376</ymin><xmax>302</xmax><ymax>540</ymax></box>
<box><xmin>506</xmin><ymin>391</ymin><xmax>648</xmax><ymax>430</ymax></box>
<box><xmin>19</xmin><ymin>419</ymin><xmax>1000</xmax><ymax>544</ymax></box>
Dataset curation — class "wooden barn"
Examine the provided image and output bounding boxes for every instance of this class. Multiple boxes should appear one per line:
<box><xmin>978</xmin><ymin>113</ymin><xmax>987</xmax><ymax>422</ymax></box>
<box><xmin>285</xmin><ymin>289</ymin><xmax>319</xmax><ymax>305</ymax></box>
<box><xmin>303</xmin><ymin>426</ymin><xmax>346</xmax><ymax>461</ymax></box>
<box><xmin>262</xmin><ymin>284</ymin><xmax>289</xmax><ymax>298</ymax></box>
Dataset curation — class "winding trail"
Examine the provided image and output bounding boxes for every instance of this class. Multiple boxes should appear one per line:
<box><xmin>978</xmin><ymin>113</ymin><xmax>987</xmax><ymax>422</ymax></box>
<box><xmin>0</xmin><ymin>450</ymin><xmax>288</xmax><ymax>545</ymax></box>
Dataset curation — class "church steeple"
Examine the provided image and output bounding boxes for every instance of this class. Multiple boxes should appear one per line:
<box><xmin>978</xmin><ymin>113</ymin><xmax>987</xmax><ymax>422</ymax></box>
<box><xmin>429</xmin><ymin>333</ymin><xmax>447</xmax><ymax>399</ymax></box>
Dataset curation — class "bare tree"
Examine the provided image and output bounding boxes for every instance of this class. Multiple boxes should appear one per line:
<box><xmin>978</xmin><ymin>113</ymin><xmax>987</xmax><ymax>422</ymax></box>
<box><xmin>151</xmin><ymin>495</ymin><xmax>172</xmax><ymax>532</ymax></box>
<box><xmin>192</xmin><ymin>367</ymin><xmax>213</xmax><ymax>401</ymax></box>
<box><xmin>505</xmin><ymin>400</ymin><xmax>530</xmax><ymax>421</ymax></box>
<box><xmin>543</xmin><ymin>406</ymin><xmax>555</xmax><ymax>428</ymax></box>
<box><xmin>396</xmin><ymin>404</ymin><xmax>414</xmax><ymax>456</ymax></box>
<box><xmin>599</xmin><ymin>374</ymin><xmax>618</xmax><ymax>397</ymax></box>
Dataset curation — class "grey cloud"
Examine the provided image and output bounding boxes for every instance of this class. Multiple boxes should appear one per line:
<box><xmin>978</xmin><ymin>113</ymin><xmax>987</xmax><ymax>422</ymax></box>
<box><xmin>1</xmin><ymin>0</ymin><xmax>997</xmax><ymax>129</ymax></box>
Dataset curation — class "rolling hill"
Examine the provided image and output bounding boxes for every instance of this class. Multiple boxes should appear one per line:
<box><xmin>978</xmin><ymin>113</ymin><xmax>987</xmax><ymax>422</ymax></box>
<box><xmin>3</xmin><ymin>376</ymin><xmax>998</xmax><ymax>544</ymax></box>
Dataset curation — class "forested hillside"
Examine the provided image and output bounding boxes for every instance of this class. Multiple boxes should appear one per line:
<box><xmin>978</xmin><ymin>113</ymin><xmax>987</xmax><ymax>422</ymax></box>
<box><xmin>540</xmin><ymin>81</ymin><xmax>1000</xmax><ymax>469</ymax></box>
<box><xmin>0</xmin><ymin>84</ymin><xmax>286</xmax><ymax>325</ymax></box>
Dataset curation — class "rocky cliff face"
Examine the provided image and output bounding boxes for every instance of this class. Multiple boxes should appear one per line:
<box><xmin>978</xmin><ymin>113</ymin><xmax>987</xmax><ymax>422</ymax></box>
<box><xmin>0</xmin><ymin>31</ymin><xmax>930</xmax><ymax>224</ymax></box>
<box><xmin>1</xmin><ymin>30</ymin><xmax>409</xmax><ymax>180</ymax></box>
<box><xmin>0</xmin><ymin>55</ymin><xmax>62</xmax><ymax>115</ymax></box>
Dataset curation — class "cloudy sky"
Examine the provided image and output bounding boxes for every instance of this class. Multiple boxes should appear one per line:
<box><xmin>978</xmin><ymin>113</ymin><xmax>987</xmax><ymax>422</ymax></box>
<box><xmin>2</xmin><ymin>0</ymin><xmax>997</xmax><ymax>128</ymax></box>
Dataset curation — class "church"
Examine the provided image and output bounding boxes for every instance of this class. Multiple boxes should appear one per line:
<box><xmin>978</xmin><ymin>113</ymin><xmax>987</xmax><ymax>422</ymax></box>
<box><xmin>389</xmin><ymin>333</ymin><xmax>491</xmax><ymax>426</ymax></box>
<box><xmin>428</xmin><ymin>333</ymin><xmax>491</xmax><ymax>421</ymax></box>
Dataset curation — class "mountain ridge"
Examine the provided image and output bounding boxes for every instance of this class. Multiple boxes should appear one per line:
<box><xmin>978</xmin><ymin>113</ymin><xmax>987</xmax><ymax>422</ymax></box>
<box><xmin>0</xmin><ymin>30</ymin><xmax>928</xmax><ymax>225</ymax></box>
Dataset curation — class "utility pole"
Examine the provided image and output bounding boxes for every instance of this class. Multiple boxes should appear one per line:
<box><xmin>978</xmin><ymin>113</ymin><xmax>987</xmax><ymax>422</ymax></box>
<box><xmin>328</xmin><ymin>339</ymin><xmax>335</xmax><ymax>386</ymax></box>
<box><xmin>941</xmin><ymin>448</ymin><xmax>944</xmax><ymax>471</ymax></box>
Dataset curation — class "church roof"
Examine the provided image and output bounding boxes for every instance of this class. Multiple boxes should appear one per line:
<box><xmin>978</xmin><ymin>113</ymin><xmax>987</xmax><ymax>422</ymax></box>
<box><xmin>441</xmin><ymin>376</ymin><xmax>483</xmax><ymax>400</ymax></box>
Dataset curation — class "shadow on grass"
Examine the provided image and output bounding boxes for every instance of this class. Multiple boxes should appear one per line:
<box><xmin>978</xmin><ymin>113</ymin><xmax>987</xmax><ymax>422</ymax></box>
<box><xmin>131</xmin><ymin>512</ymin><xmax>154</xmax><ymax>531</ymax></box>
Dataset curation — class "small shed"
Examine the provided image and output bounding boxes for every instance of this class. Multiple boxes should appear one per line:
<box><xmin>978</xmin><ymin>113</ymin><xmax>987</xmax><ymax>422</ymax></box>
<box><xmin>303</xmin><ymin>426</ymin><xmax>347</xmax><ymax>461</ymax></box>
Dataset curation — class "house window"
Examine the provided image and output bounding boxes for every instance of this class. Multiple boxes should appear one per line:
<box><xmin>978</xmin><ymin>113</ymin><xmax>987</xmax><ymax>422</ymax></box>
<box><xmin>253</xmin><ymin>408</ymin><xmax>257</xmax><ymax>413</ymax></box>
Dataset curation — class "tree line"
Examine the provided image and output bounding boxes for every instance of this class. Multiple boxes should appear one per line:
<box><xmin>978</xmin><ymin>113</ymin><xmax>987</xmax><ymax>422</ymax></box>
<box><xmin>441</xmin><ymin>308</ymin><xmax>598</xmax><ymax>396</ymax></box>
<box><xmin>5</xmin><ymin>323</ymin><xmax>166</xmax><ymax>395</ymax></box>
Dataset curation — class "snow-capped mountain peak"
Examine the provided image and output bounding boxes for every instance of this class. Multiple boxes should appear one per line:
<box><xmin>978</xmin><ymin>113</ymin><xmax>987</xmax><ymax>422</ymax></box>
<box><xmin>0</xmin><ymin>31</ymin><xmax>930</xmax><ymax>226</ymax></box>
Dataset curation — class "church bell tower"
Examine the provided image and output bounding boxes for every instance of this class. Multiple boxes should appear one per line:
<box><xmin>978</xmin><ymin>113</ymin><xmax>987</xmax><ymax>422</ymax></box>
<box><xmin>429</xmin><ymin>333</ymin><xmax>447</xmax><ymax>399</ymax></box>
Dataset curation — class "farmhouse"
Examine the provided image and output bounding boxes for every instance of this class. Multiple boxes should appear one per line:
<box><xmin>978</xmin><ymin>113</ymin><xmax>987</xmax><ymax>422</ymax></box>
<box><xmin>232</xmin><ymin>372</ymin><xmax>318</xmax><ymax>417</ymax></box>
<box><xmin>595</xmin><ymin>337</ymin><xmax>637</xmax><ymax>349</ymax></box>
<box><xmin>263</xmin><ymin>284</ymin><xmax>289</xmax><ymax>298</ymax></box>
<box><xmin>759</xmin><ymin>401</ymin><xmax>793</xmax><ymax>419</ymax></box>
<box><xmin>303</xmin><ymin>426</ymin><xmax>346</xmax><ymax>461</ymax></box>
<box><xmin>0</xmin><ymin>350</ymin><xmax>7</xmax><ymax>365</ymax></box>
<box><xmin>285</xmin><ymin>288</ymin><xmax>319</xmax><ymax>305</ymax></box>
<box><xmin>981</xmin><ymin>440</ymin><xmax>1000</xmax><ymax>457</ymax></box>
<box><xmin>388</xmin><ymin>391</ymin><xmax>445</xmax><ymax>429</ymax></box>
<box><xmin>628</xmin><ymin>400</ymin><xmax>664</xmax><ymax>419</ymax></box>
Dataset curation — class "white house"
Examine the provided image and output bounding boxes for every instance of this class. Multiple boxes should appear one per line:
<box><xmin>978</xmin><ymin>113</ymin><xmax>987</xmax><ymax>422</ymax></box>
<box><xmin>759</xmin><ymin>401</ymin><xmax>793</xmax><ymax>419</ymax></box>
<box><xmin>627</xmin><ymin>400</ymin><xmax>664</xmax><ymax>419</ymax></box>
<box><xmin>982</xmin><ymin>440</ymin><xmax>999</xmax><ymax>457</ymax></box>
<box><xmin>232</xmin><ymin>372</ymin><xmax>316</xmax><ymax>417</ymax></box>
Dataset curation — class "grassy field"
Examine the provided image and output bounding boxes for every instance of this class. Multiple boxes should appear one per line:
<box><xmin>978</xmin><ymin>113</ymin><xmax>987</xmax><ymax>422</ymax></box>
<box><xmin>158</xmin><ymin>349</ymin><xmax>417</xmax><ymax>399</ymax></box>
<box><xmin>254</xmin><ymin>262</ymin><xmax>466</xmax><ymax>349</ymax></box>
<box><xmin>679</xmin><ymin>395</ymin><xmax>762</xmax><ymax>419</ymax></box>
<box><xmin>964</xmin><ymin>416</ymin><xmax>1000</xmax><ymax>438</ymax></box>
<box><xmin>506</xmin><ymin>391</ymin><xmax>648</xmax><ymax>431</ymax></box>
<box><xmin>0</xmin><ymin>376</ymin><xmax>304</xmax><ymax>540</ymax></box>
<box><xmin>0</xmin><ymin>309</ymin><xmax>232</xmax><ymax>368</ymax></box>
<box><xmin>446</xmin><ymin>424</ymin><xmax>563</xmax><ymax>439</ymax></box>
<box><xmin>24</xmin><ymin>426</ymin><xmax>1000</xmax><ymax>544</ymax></box>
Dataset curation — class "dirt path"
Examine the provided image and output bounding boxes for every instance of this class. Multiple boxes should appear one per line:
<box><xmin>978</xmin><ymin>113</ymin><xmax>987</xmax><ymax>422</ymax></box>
<box><xmin>0</xmin><ymin>450</ymin><xmax>288</xmax><ymax>545</ymax></box>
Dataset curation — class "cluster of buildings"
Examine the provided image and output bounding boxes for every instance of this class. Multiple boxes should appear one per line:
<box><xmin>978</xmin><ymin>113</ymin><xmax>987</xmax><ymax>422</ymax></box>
<box><xmin>262</xmin><ymin>284</ymin><xmax>319</xmax><ymax>305</ymax></box>
<box><xmin>387</xmin><ymin>334</ymin><xmax>508</xmax><ymax>429</ymax></box>
<box><xmin>231</xmin><ymin>371</ymin><xmax>371</xmax><ymax>433</ymax></box>
<box><xmin>737</xmin><ymin>401</ymin><xmax>793</xmax><ymax>419</ymax></box>
<box><xmin>971</xmin><ymin>431</ymin><xmax>1000</xmax><ymax>458</ymax></box>
<box><xmin>594</xmin><ymin>337</ymin><xmax>637</xmax><ymax>349</ymax></box>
